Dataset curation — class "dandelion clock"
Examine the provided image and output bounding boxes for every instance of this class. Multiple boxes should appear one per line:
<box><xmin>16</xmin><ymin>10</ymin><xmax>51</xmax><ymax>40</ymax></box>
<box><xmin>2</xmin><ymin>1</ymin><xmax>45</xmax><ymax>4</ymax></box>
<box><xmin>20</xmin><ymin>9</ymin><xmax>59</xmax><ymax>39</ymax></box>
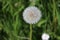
<box><xmin>42</xmin><ymin>33</ymin><xmax>50</xmax><ymax>40</ymax></box>
<box><xmin>23</xmin><ymin>6</ymin><xmax>42</xmax><ymax>24</ymax></box>
<box><xmin>23</xmin><ymin>6</ymin><xmax>42</xmax><ymax>40</ymax></box>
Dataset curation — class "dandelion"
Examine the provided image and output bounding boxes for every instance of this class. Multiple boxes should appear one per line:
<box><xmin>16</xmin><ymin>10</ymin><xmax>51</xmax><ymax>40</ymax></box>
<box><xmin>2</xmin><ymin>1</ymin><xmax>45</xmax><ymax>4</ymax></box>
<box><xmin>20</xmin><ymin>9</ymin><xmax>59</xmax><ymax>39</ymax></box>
<box><xmin>23</xmin><ymin>6</ymin><xmax>42</xmax><ymax>40</ymax></box>
<box><xmin>23</xmin><ymin>6</ymin><xmax>42</xmax><ymax>24</ymax></box>
<box><xmin>42</xmin><ymin>33</ymin><xmax>50</xmax><ymax>40</ymax></box>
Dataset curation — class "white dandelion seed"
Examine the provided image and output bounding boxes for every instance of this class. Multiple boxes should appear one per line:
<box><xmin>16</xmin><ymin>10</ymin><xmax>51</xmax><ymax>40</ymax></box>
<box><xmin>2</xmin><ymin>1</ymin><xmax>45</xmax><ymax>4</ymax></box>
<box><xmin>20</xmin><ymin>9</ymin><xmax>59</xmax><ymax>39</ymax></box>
<box><xmin>23</xmin><ymin>6</ymin><xmax>42</xmax><ymax>24</ymax></box>
<box><xmin>42</xmin><ymin>33</ymin><xmax>50</xmax><ymax>40</ymax></box>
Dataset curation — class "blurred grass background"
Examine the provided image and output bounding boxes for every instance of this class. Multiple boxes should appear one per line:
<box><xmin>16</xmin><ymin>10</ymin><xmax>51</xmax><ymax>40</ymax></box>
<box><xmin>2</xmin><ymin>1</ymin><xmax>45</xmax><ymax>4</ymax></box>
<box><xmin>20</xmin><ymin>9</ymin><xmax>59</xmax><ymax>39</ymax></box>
<box><xmin>0</xmin><ymin>0</ymin><xmax>60</xmax><ymax>40</ymax></box>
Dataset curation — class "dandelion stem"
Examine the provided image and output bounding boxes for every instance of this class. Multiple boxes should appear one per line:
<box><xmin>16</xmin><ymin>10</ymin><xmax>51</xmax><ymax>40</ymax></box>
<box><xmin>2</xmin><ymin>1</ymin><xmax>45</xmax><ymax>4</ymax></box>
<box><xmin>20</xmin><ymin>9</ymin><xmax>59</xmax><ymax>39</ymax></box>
<box><xmin>53</xmin><ymin>0</ymin><xmax>57</xmax><ymax>33</ymax></box>
<box><xmin>30</xmin><ymin>24</ymin><xmax>32</xmax><ymax>40</ymax></box>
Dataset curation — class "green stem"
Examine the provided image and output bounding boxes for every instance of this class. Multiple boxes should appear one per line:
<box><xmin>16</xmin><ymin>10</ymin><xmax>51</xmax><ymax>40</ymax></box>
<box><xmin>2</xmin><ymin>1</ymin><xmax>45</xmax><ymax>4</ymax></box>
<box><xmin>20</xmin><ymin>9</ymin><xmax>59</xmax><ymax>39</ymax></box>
<box><xmin>53</xmin><ymin>0</ymin><xmax>56</xmax><ymax>18</ymax></box>
<box><xmin>30</xmin><ymin>24</ymin><xmax>32</xmax><ymax>40</ymax></box>
<box><xmin>53</xmin><ymin>0</ymin><xmax>56</xmax><ymax>33</ymax></box>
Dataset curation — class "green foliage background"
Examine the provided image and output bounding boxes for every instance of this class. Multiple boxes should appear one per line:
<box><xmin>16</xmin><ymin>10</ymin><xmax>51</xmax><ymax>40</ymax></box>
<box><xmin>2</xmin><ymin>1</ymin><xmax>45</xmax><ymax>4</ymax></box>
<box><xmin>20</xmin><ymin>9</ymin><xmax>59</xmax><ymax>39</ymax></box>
<box><xmin>0</xmin><ymin>0</ymin><xmax>60</xmax><ymax>40</ymax></box>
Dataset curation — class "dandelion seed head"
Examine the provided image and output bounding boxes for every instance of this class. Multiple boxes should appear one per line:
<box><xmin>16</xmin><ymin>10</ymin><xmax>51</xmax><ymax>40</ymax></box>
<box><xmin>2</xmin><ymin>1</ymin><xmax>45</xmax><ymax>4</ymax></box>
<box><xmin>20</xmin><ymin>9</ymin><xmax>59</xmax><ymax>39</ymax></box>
<box><xmin>23</xmin><ymin>6</ymin><xmax>42</xmax><ymax>24</ymax></box>
<box><xmin>42</xmin><ymin>33</ymin><xmax>50</xmax><ymax>40</ymax></box>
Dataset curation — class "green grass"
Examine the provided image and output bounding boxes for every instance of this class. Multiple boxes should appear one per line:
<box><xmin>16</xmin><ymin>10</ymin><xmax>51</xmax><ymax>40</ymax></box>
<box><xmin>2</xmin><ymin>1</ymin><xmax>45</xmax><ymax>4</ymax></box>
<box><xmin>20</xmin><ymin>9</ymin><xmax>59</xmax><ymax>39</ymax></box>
<box><xmin>0</xmin><ymin>0</ymin><xmax>60</xmax><ymax>40</ymax></box>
